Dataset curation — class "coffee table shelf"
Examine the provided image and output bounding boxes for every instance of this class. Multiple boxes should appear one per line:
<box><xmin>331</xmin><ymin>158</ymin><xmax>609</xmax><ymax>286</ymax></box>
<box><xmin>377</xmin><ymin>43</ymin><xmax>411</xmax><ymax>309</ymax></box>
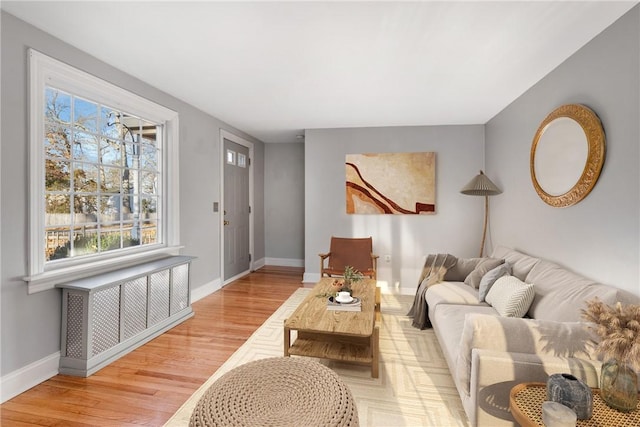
<box><xmin>287</xmin><ymin>330</ymin><xmax>378</xmax><ymax>365</ymax></box>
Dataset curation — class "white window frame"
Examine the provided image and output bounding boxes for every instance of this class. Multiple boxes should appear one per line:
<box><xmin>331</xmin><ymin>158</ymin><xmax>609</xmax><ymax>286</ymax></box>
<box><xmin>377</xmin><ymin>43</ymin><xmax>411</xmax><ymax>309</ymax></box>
<box><xmin>25</xmin><ymin>49</ymin><xmax>181</xmax><ymax>294</ymax></box>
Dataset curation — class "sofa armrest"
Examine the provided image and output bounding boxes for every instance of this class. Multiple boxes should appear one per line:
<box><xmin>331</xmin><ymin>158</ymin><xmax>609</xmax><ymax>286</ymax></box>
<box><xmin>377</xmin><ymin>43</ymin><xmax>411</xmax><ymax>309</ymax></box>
<box><xmin>470</xmin><ymin>349</ymin><xmax>600</xmax><ymax>427</ymax></box>
<box><xmin>457</xmin><ymin>313</ymin><xmax>596</xmax><ymax>396</ymax></box>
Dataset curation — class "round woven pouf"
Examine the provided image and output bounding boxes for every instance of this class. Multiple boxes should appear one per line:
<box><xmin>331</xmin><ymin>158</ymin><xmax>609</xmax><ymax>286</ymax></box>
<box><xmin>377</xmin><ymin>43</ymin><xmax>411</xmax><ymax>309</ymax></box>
<box><xmin>189</xmin><ymin>357</ymin><xmax>359</xmax><ymax>427</ymax></box>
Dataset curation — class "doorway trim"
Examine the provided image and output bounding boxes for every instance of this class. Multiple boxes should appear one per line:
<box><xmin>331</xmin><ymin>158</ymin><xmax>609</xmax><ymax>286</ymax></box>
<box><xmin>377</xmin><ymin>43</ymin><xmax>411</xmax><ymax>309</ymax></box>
<box><xmin>220</xmin><ymin>129</ymin><xmax>254</xmax><ymax>286</ymax></box>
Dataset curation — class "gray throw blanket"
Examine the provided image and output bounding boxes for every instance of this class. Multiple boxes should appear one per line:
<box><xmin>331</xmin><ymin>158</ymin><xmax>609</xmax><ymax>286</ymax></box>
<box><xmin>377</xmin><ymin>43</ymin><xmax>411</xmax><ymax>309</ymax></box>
<box><xmin>407</xmin><ymin>253</ymin><xmax>458</xmax><ymax>329</ymax></box>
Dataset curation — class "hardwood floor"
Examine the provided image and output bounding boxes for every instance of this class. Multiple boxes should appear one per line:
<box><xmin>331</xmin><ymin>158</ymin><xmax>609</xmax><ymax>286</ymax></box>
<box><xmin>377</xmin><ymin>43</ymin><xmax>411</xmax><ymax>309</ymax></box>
<box><xmin>0</xmin><ymin>266</ymin><xmax>304</xmax><ymax>426</ymax></box>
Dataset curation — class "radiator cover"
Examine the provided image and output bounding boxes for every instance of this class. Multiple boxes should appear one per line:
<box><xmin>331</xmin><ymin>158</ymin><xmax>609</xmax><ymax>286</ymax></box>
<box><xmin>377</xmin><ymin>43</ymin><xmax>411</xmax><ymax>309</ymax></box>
<box><xmin>58</xmin><ymin>256</ymin><xmax>194</xmax><ymax>377</ymax></box>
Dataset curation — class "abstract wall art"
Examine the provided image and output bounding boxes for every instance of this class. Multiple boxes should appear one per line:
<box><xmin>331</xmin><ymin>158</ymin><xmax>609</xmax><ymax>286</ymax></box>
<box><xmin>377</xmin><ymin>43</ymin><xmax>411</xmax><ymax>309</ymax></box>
<box><xmin>346</xmin><ymin>152</ymin><xmax>436</xmax><ymax>214</ymax></box>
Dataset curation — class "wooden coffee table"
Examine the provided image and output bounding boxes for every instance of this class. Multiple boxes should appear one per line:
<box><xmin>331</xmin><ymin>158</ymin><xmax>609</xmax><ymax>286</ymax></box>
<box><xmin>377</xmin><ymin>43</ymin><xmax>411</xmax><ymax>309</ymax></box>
<box><xmin>284</xmin><ymin>278</ymin><xmax>380</xmax><ymax>378</ymax></box>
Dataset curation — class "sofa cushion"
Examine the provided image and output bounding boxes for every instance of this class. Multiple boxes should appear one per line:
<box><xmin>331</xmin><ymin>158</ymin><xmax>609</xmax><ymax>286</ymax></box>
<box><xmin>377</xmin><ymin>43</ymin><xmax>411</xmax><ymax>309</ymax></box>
<box><xmin>425</xmin><ymin>281</ymin><xmax>485</xmax><ymax>307</ymax></box>
<box><xmin>490</xmin><ymin>246</ymin><xmax>540</xmax><ymax>281</ymax></box>
<box><xmin>485</xmin><ymin>276</ymin><xmax>535</xmax><ymax>318</ymax></box>
<box><xmin>464</xmin><ymin>257</ymin><xmax>505</xmax><ymax>289</ymax></box>
<box><xmin>616</xmin><ymin>288</ymin><xmax>640</xmax><ymax>305</ymax></box>
<box><xmin>478</xmin><ymin>262</ymin><xmax>512</xmax><ymax>302</ymax></box>
<box><xmin>444</xmin><ymin>258</ymin><xmax>482</xmax><ymax>281</ymax></box>
<box><xmin>523</xmin><ymin>260</ymin><xmax>619</xmax><ymax>322</ymax></box>
<box><xmin>425</xmin><ymin>282</ymin><xmax>488</xmax><ymax>327</ymax></box>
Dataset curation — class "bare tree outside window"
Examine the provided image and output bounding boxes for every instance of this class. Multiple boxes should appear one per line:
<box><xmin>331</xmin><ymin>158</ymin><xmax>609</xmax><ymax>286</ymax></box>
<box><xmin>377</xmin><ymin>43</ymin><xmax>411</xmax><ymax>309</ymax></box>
<box><xmin>44</xmin><ymin>87</ymin><xmax>161</xmax><ymax>262</ymax></box>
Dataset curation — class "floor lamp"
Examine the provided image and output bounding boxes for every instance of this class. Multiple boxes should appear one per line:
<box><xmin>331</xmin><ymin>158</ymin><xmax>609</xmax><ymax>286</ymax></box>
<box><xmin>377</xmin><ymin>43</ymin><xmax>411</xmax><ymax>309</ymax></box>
<box><xmin>460</xmin><ymin>171</ymin><xmax>502</xmax><ymax>257</ymax></box>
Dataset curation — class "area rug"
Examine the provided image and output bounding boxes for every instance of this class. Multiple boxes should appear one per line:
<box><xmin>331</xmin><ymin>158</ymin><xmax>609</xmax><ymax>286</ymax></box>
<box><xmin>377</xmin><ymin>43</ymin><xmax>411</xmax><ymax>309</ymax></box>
<box><xmin>165</xmin><ymin>288</ymin><xmax>469</xmax><ymax>427</ymax></box>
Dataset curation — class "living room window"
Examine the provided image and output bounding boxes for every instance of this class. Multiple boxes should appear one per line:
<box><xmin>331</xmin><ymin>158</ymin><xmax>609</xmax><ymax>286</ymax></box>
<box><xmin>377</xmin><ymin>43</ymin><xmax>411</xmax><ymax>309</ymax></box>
<box><xmin>26</xmin><ymin>50</ymin><xmax>181</xmax><ymax>293</ymax></box>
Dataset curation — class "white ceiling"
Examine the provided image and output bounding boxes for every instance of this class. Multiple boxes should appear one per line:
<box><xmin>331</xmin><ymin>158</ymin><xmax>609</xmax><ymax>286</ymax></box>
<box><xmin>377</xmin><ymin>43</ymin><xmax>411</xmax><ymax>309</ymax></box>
<box><xmin>2</xmin><ymin>1</ymin><xmax>636</xmax><ymax>143</ymax></box>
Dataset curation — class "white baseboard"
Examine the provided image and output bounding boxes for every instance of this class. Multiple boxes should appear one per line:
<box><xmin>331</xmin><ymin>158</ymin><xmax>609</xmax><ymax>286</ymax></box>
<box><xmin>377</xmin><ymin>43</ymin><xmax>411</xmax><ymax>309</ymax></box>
<box><xmin>303</xmin><ymin>272</ymin><xmax>321</xmax><ymax>283</ymax></box>
<box><xmin>252</xmin><ymin>257</ymin><xmax>265</xmax><ymax>270</ymax></box>
<box><xmin>1</xmin><ymin>351</ymin><xmax>60</xmax><ymax>403</ymax></box>
<box><xmin>264</xmin><ymin>257</ymin><xmax>304</xmax><ymax>267</ymax></box>
<box><xmin>191</xmin><ymin>278</ymin><xmax>221</xmax><ymax>303</ymax></box>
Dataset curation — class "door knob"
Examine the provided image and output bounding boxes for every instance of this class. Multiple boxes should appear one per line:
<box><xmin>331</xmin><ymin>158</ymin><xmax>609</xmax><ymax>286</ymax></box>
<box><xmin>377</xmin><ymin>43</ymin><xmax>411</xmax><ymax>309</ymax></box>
<box><xmin>223</xmin><ymin>220</ymin><xmax>230</xmax><ymax>226</ymax></box>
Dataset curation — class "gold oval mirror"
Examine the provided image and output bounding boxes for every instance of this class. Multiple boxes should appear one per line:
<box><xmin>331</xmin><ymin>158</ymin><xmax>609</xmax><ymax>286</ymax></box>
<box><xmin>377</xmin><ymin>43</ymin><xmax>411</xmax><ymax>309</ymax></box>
<box><xmin>530</xmin><ymin>104</ymin><xmax>605</xmax><ymax>207</ymax></box>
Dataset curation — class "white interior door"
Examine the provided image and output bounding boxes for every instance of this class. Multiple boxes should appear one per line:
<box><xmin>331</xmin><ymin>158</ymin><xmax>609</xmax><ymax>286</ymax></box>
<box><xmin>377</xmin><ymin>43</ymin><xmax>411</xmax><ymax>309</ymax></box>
<box><xmin>223</xmin><ymin>137</ymin><xmax>251</xmax><ymax>282</ymax></box>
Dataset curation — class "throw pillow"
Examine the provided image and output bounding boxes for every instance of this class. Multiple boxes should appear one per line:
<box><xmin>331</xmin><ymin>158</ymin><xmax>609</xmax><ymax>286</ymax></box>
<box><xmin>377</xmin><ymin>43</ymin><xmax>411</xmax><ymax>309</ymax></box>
<box><xmin>443</xmin><ymin>258</ymin><xmax>482</xmax><ymax>282</ymax></box>
<box><xmin>464</xmin><ymin>257</ymin><xmax>504</xmax><ymax>289</ymax></box>
<box><xmin>485</xmin><ymin>275</ymin><xmax>536</xmax><ymax>317</ymax></box>
<box><xmin>478</xmin><ymin>262</ymin><xmax>512</xmax><ymax>302</ymax></box>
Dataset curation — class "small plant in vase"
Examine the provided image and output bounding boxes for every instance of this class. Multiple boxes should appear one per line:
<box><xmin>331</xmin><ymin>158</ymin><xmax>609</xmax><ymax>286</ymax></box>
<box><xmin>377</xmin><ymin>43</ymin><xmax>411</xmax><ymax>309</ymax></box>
<box><xmin>342</xmin><ymin>266</ymin><xmax>363</xmax><ymax>294</ymax></box>
<box><xmin>322</xmin><ymin>266</ymin><xmax>363</xmax><ymax>298</ymax></box>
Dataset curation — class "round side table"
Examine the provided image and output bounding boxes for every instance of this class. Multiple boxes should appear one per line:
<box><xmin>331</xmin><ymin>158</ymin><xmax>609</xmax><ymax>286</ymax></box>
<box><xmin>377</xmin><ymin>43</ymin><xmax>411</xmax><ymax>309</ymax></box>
<box><xmin>510</xmin><ymin>382</ymin><xmax>640</xmax><ymax>426</ymax></box>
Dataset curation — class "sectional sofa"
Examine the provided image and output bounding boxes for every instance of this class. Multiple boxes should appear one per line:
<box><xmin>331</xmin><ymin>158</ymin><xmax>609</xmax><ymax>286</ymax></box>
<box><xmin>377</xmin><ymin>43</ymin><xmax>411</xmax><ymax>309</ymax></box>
<box><xmin>424</xmin><ymin>245</ymin><xmax>640</xmax><ymax>426</ymax></box>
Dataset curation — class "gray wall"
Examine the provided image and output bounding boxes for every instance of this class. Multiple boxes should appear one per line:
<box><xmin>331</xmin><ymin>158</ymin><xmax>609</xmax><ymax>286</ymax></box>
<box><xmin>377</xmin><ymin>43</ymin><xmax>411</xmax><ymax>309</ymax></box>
<box><xmin>486</xmin><ymin>6</ymin><xmax>640</xmax><ymax>295</ymax></box>
<box><xmin>265</xmin><ymin>143</ymin><xmax>305</xmax><ymax>262</ymax></box>
<box><xmin>0</xmin><ymin>11</ymin><xmax>265</xmax><ymax>375</ymax></box>
<box><xmin>304</xmin><ymin>125</ymin><xmax>485</xmax><ymax>293</ymax></box>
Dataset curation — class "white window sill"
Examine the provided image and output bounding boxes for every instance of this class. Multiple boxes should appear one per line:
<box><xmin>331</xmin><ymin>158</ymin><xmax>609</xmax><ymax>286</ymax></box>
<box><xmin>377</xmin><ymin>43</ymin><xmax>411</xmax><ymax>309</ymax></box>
<box><xmin>24</xmin><ymin>246</ymin><xmax>184</xmax><ymax>294</ymax></box>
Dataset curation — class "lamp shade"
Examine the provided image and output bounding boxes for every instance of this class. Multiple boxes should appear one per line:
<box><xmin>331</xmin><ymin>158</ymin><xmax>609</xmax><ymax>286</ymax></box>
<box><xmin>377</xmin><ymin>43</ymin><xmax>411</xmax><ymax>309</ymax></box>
<box><xmin>460</xmin><ymin>171</ymin><xmax>502</xmax><ymax>196</ymax></box>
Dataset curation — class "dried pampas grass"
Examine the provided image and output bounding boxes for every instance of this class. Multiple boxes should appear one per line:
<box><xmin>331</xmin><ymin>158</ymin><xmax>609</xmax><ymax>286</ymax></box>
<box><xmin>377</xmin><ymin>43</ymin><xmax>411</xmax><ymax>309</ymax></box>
<box><xmin>582</xmin><ymin>298</ymin><xmax>640</xmax><ymax>372</ymax></box>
